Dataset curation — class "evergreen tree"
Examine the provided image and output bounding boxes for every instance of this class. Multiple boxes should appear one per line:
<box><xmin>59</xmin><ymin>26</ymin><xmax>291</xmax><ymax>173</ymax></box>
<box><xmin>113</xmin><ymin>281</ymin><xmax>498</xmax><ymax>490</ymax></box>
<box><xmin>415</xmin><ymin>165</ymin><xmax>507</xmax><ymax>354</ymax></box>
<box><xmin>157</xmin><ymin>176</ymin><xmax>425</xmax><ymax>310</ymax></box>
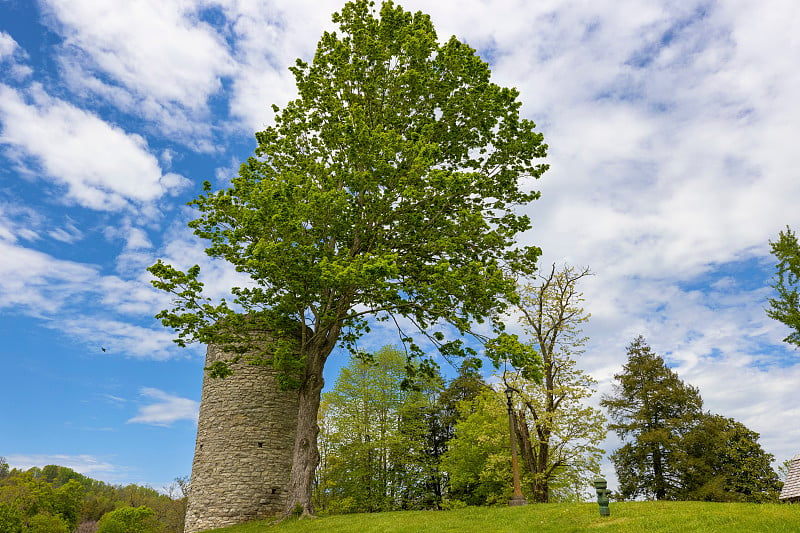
<box><xmin>600</xmin><ymin>336</ymin><xmax>703</xmax><ymax>500</ymax></box>
<box><xmin>420</xmin><ymin>357</ymin><xmax>488</xmax><ymax>506</ymax></box>
<box><xmin>436</xmin><ymin>359</ymin><xmax>488</xmax><ymax>452</ymax></box>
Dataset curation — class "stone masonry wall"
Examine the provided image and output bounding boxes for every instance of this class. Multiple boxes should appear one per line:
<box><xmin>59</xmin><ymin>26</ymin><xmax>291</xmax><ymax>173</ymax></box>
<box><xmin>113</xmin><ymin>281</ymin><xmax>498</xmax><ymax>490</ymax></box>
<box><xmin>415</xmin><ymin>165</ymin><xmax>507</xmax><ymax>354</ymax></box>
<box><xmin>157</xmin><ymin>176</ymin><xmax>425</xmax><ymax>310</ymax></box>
<box><xmin>184</xmin><ymin>343</ymin><xmax>299</xmax><ymax>533</ymax></box>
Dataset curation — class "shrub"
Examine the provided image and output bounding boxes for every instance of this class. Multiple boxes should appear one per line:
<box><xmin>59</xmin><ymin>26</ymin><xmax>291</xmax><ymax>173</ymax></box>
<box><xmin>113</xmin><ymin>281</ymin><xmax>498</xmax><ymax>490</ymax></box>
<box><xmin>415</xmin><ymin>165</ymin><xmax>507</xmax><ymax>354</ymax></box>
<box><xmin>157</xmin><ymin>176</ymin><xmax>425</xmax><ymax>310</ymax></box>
<box><xmin>97</xmin><ymin>505</ymin><xmax>161</xmax><ymax>533</ymax></box>
<box><xmin>0</xmin><ymin>502</ymin><xmax>23</xmax><ymax>533</ymax></box>
<box><xmin>26</xmin><ymin>513</ymin><xmax>70</xmax><ymax>533</ymax></box>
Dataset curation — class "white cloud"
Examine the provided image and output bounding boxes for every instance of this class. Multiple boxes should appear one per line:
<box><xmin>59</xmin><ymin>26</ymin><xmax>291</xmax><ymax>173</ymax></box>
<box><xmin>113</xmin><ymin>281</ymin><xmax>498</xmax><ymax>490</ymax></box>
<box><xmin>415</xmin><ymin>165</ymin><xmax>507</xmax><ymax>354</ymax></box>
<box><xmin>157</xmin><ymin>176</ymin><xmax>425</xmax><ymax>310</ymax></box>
<box><xmin>104</xmin><ymin>220</ymin><xmax>153</xmax><ymax>252</ymax></box>
<box><xmin>0</xmin><ymin>203</ymin><xmax>44</xmax><ymax>243</ymax></box>
<box><xmin>0</xmin><ymin>239</ymin><xmax>98</xmax><ymax>315</ymax></box>
<box><xmin>0</xmin><ymin>83</ymin><xmax>189</xmax><ymax>212</ymax></box>
<box><xmin>128</xmin><ymin>387</ymin><xmax>200</xmax><ymax>426</ymax></box>
<box><xmin>48</xmin><ymin>217</ymin><xmax>83</xmax><ymax>243</ymax></box>
<box><xmin>101</xmin><ymin>393</ymin><xmax>127</xmax><ymax>405</ymax></box>
<box><xmin>0</xmin><ymin>229</ymin><xmax>172</xmax><ymax>319</ymax></box>
<box><xmin>43</xmin><ymin>0</ymin><xmax>233</xmax><ymax>110</ymax></box>
<box><xmin>55</xmin><ymin>317</ymin><xmax>187</xmax><ymax>360</ymax></box>
<box><xmin>5</xmin><ymin>454</ymin><xmax>118</xmax><ymax>477</ymax></box>
<box><xmin>214</xmin><ymin>156</ymin><xmax>242</xmax><ymax>186</ymax></box>
<box><xmin>0</xmin><ymin>233</ymin><xmax>190</xmax><ymax>358</ymax></box>
<box><xmin>0</xmin><ymin>31</ymin><xmax>18</xmax><ymax>59</ymax></box>
<box><xmin>39</xmin><ymin>0</ymin><xmax>235</xmax><ymax>148</ymax></box>
<box><xmin>215</xmin><ymin>0</ymin><xmax>340</xmax><ymax>132</ymax></box>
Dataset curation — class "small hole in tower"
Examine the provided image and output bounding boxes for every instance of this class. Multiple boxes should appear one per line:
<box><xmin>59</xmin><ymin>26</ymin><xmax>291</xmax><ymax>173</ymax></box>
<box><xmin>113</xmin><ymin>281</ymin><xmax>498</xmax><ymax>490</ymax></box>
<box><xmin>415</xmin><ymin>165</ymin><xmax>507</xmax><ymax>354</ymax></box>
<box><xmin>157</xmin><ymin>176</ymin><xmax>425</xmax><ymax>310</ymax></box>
<box><xmin>271</xmin><ymin>488</ymin><xmax>277</xmax><ymax>494</ymax></box>
<box><xmin>258</xmin><ymin>442</ymin><xmax>263</xmax><ymax>448</ymax></box>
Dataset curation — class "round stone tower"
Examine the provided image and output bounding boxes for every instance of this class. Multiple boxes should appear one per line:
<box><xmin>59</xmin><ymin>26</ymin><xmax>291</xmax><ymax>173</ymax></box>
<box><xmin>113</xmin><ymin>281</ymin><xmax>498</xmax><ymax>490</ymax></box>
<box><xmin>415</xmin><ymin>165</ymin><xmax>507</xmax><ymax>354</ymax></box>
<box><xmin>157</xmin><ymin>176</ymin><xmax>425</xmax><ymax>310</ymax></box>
<box><xmin>184</xmin><ymin>343</ymin><xmax>299</xmax><ymax>533</ymax></box>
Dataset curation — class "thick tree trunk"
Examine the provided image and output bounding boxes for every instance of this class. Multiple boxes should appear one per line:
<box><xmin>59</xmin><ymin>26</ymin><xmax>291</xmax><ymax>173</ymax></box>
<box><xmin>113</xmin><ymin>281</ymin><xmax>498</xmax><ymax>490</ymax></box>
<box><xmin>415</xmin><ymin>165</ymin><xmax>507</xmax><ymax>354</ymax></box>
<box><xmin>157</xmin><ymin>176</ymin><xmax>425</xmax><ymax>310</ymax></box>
<box><xmin>534</xmin><ymin>440</ymin><xmax>550</xmax><ymax>503</ymax></box>
<box><xmin>516</xmin><ymin>410</ymin><xmax>550</xmax><ymax>503</ymax></box>
<box><xmin>283</xmin><ymin>353</ymin><xmax>326</xmax><ymax>518</ymax></box>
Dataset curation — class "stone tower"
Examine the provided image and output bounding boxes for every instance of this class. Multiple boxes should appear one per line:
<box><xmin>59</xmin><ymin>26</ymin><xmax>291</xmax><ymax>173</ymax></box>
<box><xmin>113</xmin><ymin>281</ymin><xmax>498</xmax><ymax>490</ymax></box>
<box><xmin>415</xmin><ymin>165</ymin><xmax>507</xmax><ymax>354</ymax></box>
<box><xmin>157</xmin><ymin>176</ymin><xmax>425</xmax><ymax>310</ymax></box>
<box><xmin>184</xmin><ymin>343</ymin><xmax>299</xmax><ymax>533</ymax></box>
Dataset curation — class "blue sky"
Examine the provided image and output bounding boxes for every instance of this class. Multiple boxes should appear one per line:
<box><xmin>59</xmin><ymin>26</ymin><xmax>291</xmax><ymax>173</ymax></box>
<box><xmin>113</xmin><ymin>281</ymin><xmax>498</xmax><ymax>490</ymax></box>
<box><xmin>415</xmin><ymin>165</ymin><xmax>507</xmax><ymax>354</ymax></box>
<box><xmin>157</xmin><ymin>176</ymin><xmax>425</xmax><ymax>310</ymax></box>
<box><xmin>1</xmin><ymin>0</ymin><xmax>799</xmax><ymax>492</ymax></box>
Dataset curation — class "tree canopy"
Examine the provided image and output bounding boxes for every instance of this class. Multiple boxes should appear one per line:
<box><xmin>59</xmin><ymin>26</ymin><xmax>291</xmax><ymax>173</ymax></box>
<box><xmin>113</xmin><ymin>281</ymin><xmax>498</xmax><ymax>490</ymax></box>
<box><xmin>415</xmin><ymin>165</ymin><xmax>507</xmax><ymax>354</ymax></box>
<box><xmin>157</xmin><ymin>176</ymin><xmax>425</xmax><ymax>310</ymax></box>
<box><xmin>602</xmin><ymin>337</ymin><xmax>782</xmax><ymax>503</ymax></box>
<box><xmin>601</xmin><ymin>336</ymin><xmax>703</xmax><ymax>500</ymax></box>
<box><xmin>148</xmin><ymin>0</ymin><xmax>547</xmax><ymax>370</ymax></box>
<box><xmin>315</xmin><ymin>346</ymin><xmax>443</xmax><ymax>512</ymax></box>
<box><xmin>767</xmin><ymin>226</ymin><xmax>800</xmax><ymax>348</ymax></box>
<box><xmin>148</xmin><ymin>0</ymin><xmax>547</xmax><ymax>515</ymax></box>
<box><xmin>680</xmin><ymin>414</ymin><xmax>782</xmax><ymax>502</ymax></box>
<box><xmin>0</xmin><ymin>462</ymin><xmax>185</xmax><ymax>532</ymax></box>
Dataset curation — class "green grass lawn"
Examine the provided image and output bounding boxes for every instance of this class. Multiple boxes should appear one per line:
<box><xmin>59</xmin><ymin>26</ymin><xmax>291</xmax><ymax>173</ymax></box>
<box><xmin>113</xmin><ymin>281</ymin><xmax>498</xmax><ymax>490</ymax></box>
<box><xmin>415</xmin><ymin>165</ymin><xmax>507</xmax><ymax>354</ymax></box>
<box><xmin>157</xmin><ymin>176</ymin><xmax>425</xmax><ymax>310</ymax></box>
<box><xmin>205</xmin><ymin>501</ymin><xmax>800</xmax><ymax>533</ymax></box>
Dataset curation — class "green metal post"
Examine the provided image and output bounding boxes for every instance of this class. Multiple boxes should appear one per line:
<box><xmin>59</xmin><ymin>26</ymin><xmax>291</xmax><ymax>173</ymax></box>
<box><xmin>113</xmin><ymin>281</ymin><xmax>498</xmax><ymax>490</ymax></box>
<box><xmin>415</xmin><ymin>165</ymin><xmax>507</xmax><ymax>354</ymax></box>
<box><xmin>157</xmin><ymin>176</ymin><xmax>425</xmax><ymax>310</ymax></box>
<box><xmin>593</xmin><ymin>477</ymin><xmax>611</xmax><ymax>516</ymax></box>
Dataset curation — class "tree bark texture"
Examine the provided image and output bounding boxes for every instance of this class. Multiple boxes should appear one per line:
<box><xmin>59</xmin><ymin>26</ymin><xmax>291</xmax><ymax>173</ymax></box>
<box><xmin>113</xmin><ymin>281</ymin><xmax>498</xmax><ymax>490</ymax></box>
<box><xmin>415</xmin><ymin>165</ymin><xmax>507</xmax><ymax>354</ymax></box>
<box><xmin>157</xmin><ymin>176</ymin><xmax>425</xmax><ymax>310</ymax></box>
<box><xmin>283</xmin><ymin>353</ymin><xmax>326</xmax><ymax>517</ymax></box>
<box><xmin>515</xmin><ymin>409</ymin><xmax>550</xmax><ymax>503</ymax></box>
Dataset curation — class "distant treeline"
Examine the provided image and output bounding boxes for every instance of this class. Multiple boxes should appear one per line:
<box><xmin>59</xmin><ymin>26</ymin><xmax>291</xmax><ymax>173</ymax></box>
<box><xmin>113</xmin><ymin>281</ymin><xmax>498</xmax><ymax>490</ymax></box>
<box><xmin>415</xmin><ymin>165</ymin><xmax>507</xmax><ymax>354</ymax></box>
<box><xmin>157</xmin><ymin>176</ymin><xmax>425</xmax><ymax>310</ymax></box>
<box><xmin>0</xmin><ymin>460</ymin><xmax>185</xmax><ymax>533</ymax></box>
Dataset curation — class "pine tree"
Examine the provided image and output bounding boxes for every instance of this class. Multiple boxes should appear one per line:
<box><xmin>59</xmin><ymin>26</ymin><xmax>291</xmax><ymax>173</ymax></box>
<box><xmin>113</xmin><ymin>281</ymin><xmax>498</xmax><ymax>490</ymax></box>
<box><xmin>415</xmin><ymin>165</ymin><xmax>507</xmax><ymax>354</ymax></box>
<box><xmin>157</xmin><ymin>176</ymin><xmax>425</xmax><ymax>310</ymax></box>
<box><xmin>600</xmin><ymin>336</ymin><xmax>703</xmax><ymax>500</ymax></box>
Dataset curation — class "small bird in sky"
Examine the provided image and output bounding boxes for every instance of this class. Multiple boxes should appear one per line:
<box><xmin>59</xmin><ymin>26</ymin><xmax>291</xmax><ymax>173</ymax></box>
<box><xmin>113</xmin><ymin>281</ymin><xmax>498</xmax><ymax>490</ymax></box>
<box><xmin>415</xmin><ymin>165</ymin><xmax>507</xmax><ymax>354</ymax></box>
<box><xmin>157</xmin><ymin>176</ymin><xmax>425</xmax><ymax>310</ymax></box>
<box><xmin>101</xmin><ymin>347</ymin><xmax>107</xmax><ymax>352</ymax></box>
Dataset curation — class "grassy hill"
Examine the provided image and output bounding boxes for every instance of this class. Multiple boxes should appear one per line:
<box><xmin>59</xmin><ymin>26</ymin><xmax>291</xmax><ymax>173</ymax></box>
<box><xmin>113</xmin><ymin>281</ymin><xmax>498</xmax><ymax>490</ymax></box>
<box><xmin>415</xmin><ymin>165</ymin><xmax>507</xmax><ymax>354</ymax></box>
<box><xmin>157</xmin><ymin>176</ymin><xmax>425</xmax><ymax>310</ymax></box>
<box><xmin>206</xmin><ymin>501</ymin><xmax>800</xmax><ymax>533</ymax></box>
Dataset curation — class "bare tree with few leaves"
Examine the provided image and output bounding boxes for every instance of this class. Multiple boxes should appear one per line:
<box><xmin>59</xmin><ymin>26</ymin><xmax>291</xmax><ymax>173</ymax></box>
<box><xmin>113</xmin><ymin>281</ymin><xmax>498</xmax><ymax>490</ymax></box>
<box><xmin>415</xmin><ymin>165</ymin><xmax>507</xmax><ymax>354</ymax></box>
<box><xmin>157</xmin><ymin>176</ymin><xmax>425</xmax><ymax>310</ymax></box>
<box><xmin>505</xmin><ymin>264</ymin><xmax>606</xmax><ymax>502</ymax></box>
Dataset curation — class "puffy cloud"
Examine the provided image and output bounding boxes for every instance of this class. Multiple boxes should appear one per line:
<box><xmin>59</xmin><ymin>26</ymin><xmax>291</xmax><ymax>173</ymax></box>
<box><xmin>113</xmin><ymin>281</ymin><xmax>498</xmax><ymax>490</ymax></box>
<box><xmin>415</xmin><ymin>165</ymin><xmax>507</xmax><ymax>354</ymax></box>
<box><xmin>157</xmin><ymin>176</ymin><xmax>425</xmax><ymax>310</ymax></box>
<box><xmin>54</xmin><ymin>317</ymin><xmax>185</xmax><ymax>360</ymax></box>
<box><xmin>0</xmin><ymin>31</ymin><xmax>18</xmax><ymax>59</ymax></box>
<box><xmin>0</xmin><ymin>83</ymin><xmax>189</xmax><ymax>212</ymax></box>
<box><xmin>215</xmin><ymin>0</ymin><xmax>339</xmax><ymax>132</ymax></box>
<box><xmin>0</xmin><ymin>239</ymin><xmax>98</xmax><ymax>315</ymax></box>
<box><xmin>128</xmin><ymin>387</ymin><xmax>200</xmax><ymax>426</ymax></box>
<box><xmin>42</xmin><ymin>0</ymin><xmax>233</xmax><ymax>110</ymax></box>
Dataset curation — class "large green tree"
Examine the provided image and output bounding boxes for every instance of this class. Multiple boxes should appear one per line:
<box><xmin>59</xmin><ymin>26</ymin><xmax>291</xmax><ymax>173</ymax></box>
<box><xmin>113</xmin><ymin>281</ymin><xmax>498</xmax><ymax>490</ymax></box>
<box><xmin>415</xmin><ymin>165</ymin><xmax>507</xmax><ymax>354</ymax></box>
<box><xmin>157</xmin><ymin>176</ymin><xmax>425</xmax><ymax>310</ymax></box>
<box><xmin>767</xmin><ymin>226</ymin><xmax>800</xmax><ymax>347</ymax></box>
<box><xmin>510</xmin><ymin>264</ymin><xmax>606</xmax><ymax>502</ymax></box>
<box><xmin>600</xmin><ymin>336</ymin><xmax>704</xmax><ymax>500</ymax></box>
<box><xmin>432</xmin><ymin>357</ymin><xmax>488</xmax><ymax>500</ymax></box>
<box><xmin>96</xmin><ymin>506</ymin><xmax>161</xmax><ymax>533</ymax></box>
<box><xmin>679</xmin><ymin>413</ymin><xmax>782</xmax><ymax>502</ymax></box>
<box><xmin>148</xmin><ymin>0</ymin><xmax>546</xmax><ymax>515</ymax></box>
